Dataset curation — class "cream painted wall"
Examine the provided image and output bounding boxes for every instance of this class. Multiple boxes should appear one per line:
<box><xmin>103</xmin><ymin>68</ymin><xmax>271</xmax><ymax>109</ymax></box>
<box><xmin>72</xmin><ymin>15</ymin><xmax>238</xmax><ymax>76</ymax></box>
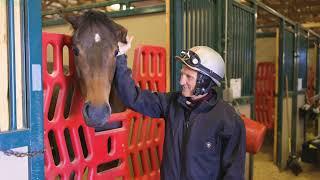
<box><xmin>308</xmin><ymin>47</ymin><xmax>317</xmax><ymax>68</ymax></box>
<box><xmin>256</xmin><ymin>37</ymin><xmax>277</xmax><ymax>65</ymax></box>
<box><xmin>296</xmin><ymin>94</ymin><xmax>306</xmax><ymax>153</ymax></box>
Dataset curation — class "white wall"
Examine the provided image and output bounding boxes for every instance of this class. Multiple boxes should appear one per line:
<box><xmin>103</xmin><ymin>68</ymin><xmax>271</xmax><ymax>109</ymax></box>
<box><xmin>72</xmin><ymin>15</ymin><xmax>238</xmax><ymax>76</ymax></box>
<box><xmin>0</xmin><ymin>147</ymin><xmax>28</xmax><ymax>180</ymax></box>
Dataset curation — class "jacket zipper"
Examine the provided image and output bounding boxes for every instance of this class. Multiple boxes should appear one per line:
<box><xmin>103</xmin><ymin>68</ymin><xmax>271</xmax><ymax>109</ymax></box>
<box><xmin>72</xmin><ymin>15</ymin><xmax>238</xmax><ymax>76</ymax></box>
<box><xmin>185</xmin><ymin>120</ymin><xmax>190</xmax><ymax>129</ymax></box>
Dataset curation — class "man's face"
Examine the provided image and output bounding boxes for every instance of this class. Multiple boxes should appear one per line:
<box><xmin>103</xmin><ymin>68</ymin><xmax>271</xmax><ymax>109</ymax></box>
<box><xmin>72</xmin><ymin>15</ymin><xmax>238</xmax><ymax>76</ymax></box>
<box><xmin>179</xmin><ymin>65</ymin><xmax>198</xmax><ymax>97</ymax></box>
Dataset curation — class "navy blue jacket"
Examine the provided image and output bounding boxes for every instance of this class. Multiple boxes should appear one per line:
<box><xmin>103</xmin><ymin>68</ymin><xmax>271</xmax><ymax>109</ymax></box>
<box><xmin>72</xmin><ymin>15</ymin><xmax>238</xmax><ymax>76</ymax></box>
<box><xmin>114</xmin><ymin>55</ymin><xmax>246</xmax><ymax>180</ymax></box>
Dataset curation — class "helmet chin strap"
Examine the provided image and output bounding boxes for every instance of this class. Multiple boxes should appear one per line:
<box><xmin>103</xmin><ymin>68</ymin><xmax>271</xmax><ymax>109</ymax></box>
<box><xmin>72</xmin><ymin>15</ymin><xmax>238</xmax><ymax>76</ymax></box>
<box><xmin>193</xmin><ymin>73</ymin><xmax>215</xmax><ymax>96</ymax></box>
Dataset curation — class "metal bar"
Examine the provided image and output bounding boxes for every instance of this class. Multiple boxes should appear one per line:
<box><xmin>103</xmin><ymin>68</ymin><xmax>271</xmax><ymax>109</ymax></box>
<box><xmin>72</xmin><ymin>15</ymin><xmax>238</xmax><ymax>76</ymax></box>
<box><xmin>298</xmin><ymin>33</ymin><xmax>308</xmax><ymax>89</ymax></box>
<box><xmin>202</xmin><ymin>0</ymin><xmax>206</xmax><ymax>46</ymax></box>
<box><xmin>207</xmin><ymin>0</ymin><xmax>210</xmax><ymax>46</ymax></box>
<box><xmin>42</xmin><ymin>0</ymin><xmax>143</xmax><ymax>15</ymax></box>
<box><xmin>276</xmin><ymin>18</ymin><xmax>285</xmax><ymax>168</ymax></box>
<box><xmin>249</xmin><ymin>4</ymin><xmax>257</xmax><ymax>179</ymax></box>
<box><xmin>244</xmin><ymin>10</ymin><xmax>248</xmax><ymax>95</ymax></box>
<box><xmin>242</xmin><ymin>9</ymin><xmax>246</xmax><ymax>94</ymax></box>
<box><xmin>195</xmin><ymin>0</ymin><xmax>198</xmax><ymax>46</ymax></box>
<box><xmin>203</xmin><ymin>0</ymin><xmax>207</xmax><ymax>46</ymax></box>
<box><xmin>20</xmin><ymin>0</ymin><xmax>27</xmax><ymax>128</ymax></box>
<box><xmin>291</xmin><ymin>25</ymin><xmax>299</xmax><ymax>155</ymax></box>
<box><xmin>236</xmin><ymin>6</ymin><xmax>240</xmax><ymax>78</ymax></box>
<box><xmin>185</xmin><ymin>0</ymin><xmax>189</xmax><ymax>49</ymax></box>
<box><xmin>306</xmin><ymin>32</ymin><xmax>310</xmax><ymax>89</ymax></box>
<box><xmin>298</xmin><ymin>24</ymin><xmax>320</xmax><ymax>38</ymax></box>
<box><xmin>254</xmin><ymin>1</ymin><xmax>320</xmax><ymax>38</ymax></box>
<box><xmin>43</xmin><ymin>5</ymin><xmax>166</xmax><ymax>27</ymax></box>
<box><xmin>170</xmin><ymin>0</ymin><xmax>183</xmax><ymax>91</ymax></box>
<box><xmin>215</xmin><ymin>0</ymin><xmax>221</xmax><ymax>52</ymax></box>
<box><xmin>190</xmin><ymin>0</ymin><xmax>194</xmax><ymax>47</ymax></box>
<box><xmin>233</xmin><ymin>0</ymin><xmax>255</xmax><ymax>14</ymax></box>
<box><xmin>8</xmin><ymin>0</ymin><xmax>17</xmax><ymax>130</ymax></box>
<box><xmin>231</xmin><ymin>4</ymin><xmax>235</xmax><ymax>78</ymax></box>
<box><xmin>230</xmin><ymin>4</ymin><xmax>234</xmax><ymax>78</ymax></box>
<box><xmin>308</xmin><ymin>29</ymin><xmax>320</xmax><ymax>38</ymax></box>
<box><xmin>199</xmin><ymin>0</ymin><xmax>202</xmax><ymax>45</ymax></box>
<box><xmin>317</xmin><ymin>38</ymin><xmax>320</xmax><ymax>93</ymax></box>
<box><xmin>241</xmin><ymin>7</ymin><xmax>244</xmax><ymax>92</ymax></box>
<box><xmin>26</xmin><ymin>0</ymin><xmax>44</xmax><ymax>179</ymax></box>
<box><xmin>245</xmin><ymin>10</ymin><xmax>250</xmax><ymax>95</ymax></box>
<box><xmin>229</xmin><ymin>0</ymin><xmax>233</xmax><ymax>81</ymax></box>
<box><xmin>0</xmin><ymin>130</ymin><xmax>30</xmax><ymax>150</ymax></box>
<box><xmin>257</xmin><ymin>1</ymin><xmax>296</xmax><ymax>26</ymax></box>
<box><xmin>287</xmin><ymin>31</ymin><xmax>294</xmax><ymax>91</ymax></box>
<box><xmin>251</xmin><ymin>3</ymin><xmax>257</xmax><ymax>96</ymax></box>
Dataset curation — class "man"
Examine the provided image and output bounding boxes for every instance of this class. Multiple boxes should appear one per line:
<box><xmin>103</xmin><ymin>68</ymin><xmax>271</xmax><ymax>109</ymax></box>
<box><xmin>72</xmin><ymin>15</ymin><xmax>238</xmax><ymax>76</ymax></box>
<box><xmin>115</xmin><ymin>36</ymin><xmax>246</xmax><ymax>180</ymax></box>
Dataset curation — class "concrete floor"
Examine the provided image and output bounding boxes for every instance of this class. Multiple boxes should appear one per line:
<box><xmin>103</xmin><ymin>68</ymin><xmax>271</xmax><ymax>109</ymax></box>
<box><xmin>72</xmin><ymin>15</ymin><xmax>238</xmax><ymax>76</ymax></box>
<box><xmin>253</xmin><ymin>134</ymin><xmax>320</xmax><ymax>180</ymax></box>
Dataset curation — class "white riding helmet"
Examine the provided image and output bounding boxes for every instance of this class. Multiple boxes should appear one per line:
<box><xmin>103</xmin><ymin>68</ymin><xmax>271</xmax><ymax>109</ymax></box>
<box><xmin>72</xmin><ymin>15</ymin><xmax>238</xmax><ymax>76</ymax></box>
<box><xmin>175</xmin><ymin>46</ymin><xmax>225</xmax><ymax>87</ymax></box>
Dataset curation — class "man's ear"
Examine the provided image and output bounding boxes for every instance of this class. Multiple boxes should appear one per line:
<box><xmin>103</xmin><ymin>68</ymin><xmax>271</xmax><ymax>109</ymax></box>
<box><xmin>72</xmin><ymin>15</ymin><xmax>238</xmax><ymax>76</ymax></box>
<box><xmin>64</xmin><ymin>14</ymin><xmax>80</xmax><ymax>30</ymax></box>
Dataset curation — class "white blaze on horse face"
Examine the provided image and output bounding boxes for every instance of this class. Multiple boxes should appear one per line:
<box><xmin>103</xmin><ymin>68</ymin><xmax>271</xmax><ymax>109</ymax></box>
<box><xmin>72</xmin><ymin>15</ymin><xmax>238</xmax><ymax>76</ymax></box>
<box><xmin>94</xmin><ymin>33</ymin><xmax>101</xmax><ymax>43</ymax></box>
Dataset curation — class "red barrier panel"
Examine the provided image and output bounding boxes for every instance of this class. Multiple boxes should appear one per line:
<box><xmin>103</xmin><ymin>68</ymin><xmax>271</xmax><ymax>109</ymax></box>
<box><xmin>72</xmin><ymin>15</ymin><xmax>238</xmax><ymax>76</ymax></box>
<box><xmin>43</xmin><ymin>33</ymin><xmax>165</xmax><ymax>180</ymax></box>
<box><xmin>241</xmin><ymin>115</ymin><xmax>267</xmax><ymax>154</ymax></box>
<box><xmin>255</xmin><ymin>62</ymin><xmax>275</xmax><ymax>130</ymax></box>
<box><xmin>307</xmin><ymin>67</ymin><xmax>315</xmax><ymax>102</ymax></box>
<box><xmin>129</xmin><ymin>45</ymin><xmax>166</xmax><ymax>179</ymax></box>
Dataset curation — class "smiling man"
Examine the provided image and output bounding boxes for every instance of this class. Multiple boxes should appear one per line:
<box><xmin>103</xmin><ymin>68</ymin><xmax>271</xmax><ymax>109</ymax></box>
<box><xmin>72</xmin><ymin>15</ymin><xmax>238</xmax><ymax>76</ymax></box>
<box><xmin>114</xmin><ymin>36</ymin><xmax>246</xmax><ymax>180</ymax></box>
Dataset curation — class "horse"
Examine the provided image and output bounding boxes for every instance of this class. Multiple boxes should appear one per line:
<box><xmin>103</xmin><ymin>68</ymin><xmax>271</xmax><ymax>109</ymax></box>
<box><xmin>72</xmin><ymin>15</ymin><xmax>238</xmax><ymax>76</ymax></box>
<box><xmin>64</xmin><ymin>10</ymin><xmax>126</xmax><ymax>131</ymax></box>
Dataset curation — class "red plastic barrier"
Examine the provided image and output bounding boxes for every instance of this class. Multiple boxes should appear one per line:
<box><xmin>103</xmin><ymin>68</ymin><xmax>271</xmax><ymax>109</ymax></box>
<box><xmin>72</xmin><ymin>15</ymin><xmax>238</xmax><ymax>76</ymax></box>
<box><xmin>129</xmin><ymin>45</ymin><xmax>166</xmax><ymax>179</ymax></box>
<box><xmin>241</xmin><ymin>115</ymin><xmax>267</xmax><ymax>154</ymax></box>
<box><xmin>307</xmin><ymin>67</ymin><xmax>315</xmax><ymax>102</ymax></box>
<box><xmin>255</xmin><ymin>62</ymin><xmax>275</xmax><ymax>129</ymax></box>
<box><xmin>42</xmin><ymin>32</ymin><xmax>165</xmax><ymax>180</ymax></box>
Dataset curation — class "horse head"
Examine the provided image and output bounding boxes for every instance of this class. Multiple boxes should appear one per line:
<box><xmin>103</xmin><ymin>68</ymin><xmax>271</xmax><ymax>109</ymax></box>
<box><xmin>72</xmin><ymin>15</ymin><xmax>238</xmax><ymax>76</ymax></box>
<box><xmin>65</xmin><ymin>10</ymin><xmax>126</xmax><ymax>129</ymax></box>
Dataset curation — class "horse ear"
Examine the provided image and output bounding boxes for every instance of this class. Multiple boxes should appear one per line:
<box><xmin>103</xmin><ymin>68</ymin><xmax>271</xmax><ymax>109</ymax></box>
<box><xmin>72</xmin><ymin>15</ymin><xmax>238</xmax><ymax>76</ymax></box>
<box><xmin>64</xmin><ymin>15</ymin><xmax>80</xmax><ymax>30</ymax></box>
<box><xmin>116</xmin><ymin>26</ymin><xmax>128</xmax><ymax>43</ymax></box>
<box><xmin>112</xmin><ymin>23</ymin><xmax>127</xmax><ymax>43</ymax></box>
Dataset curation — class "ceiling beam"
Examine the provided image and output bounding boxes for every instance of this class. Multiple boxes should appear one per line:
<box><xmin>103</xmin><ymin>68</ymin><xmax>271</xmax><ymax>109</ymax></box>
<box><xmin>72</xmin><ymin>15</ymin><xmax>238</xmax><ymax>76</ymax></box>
<box><xmin>302</xmin><ymin>22</ymin><xmax>320</xmax><ymax>28</ymax></box>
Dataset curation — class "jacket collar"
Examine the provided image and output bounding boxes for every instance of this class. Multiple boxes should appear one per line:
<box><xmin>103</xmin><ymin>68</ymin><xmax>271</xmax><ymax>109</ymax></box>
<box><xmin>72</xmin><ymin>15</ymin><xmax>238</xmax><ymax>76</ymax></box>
<box><xmin>177</xmin><ymin>89</ymin><xmax>220</xmax><ymax>113</ymax></box>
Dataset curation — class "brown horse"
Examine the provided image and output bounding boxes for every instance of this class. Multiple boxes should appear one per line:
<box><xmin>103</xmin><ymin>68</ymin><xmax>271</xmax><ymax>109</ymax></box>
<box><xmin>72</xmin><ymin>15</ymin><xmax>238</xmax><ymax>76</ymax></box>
<box><xmin>65</xmin><ymin>11</ymin><xmax>126</xmax><ymax>130</ymax></box>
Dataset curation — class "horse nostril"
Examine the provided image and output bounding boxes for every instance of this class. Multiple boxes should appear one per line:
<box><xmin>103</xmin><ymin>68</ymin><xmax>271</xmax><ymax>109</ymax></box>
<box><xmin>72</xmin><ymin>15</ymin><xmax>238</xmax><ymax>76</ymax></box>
<box><xmin>82</xmin><ymin>102</ymin><xmax>111</xmax><ymax>128</ymax></box>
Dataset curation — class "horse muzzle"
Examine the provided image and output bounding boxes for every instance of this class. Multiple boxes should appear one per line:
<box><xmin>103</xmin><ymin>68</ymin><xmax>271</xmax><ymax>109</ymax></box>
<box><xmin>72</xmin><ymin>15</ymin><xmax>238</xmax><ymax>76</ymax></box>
<box><xmin>82</xmin><ymin>102</ymin><xmax>111</xmax><ymax>129</ymax></box>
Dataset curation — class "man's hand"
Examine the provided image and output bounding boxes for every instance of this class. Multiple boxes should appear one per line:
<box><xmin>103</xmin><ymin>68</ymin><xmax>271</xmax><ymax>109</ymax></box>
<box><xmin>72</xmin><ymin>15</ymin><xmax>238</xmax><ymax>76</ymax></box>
<box><xmin>117</xmin><ymin>35</ymin><xmax>134</xmax><ymax>56</ymax></box>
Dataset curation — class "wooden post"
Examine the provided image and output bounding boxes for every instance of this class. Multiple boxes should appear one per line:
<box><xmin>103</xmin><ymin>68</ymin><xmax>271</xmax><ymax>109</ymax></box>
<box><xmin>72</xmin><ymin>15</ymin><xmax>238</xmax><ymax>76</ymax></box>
<box><xmin>0</xmin><ymin>1</ymin><xmax>9</xmax><ymax>131</ymax></box>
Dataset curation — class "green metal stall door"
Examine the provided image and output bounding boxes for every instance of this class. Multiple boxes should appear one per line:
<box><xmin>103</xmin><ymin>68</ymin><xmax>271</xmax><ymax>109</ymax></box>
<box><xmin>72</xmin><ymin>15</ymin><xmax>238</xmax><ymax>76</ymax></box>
<box><xmin>182</xmin><ymin>0</ymin><xmax>220</xmax><ymax>51</ymax></box>
<box><xmin>227</xmin><ymin>1</ymin><xmax>255</xmax><ymax>96</ymax></box>
<box><xmin>170</xmin><ymin>0</ymin><xmax>222</xmax><ymax>91</ymax></box>
<box><xmin>298</xmin><ymin>32</ymin><xmax>308</xmax><ymax>90</ymax></box>
<box><xmin>284</xmin><ymin>30</ymin><xmax>295</xmax><ymax>91</ymax></box>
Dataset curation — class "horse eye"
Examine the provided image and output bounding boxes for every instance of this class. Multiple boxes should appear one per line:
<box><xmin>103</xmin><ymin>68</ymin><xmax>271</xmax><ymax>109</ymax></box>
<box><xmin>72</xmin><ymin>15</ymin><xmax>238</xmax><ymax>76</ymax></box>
<box><xmin>72</xmin><ymin>46</ymin><xmax>79</xmax><ymax>56</ymax></box>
